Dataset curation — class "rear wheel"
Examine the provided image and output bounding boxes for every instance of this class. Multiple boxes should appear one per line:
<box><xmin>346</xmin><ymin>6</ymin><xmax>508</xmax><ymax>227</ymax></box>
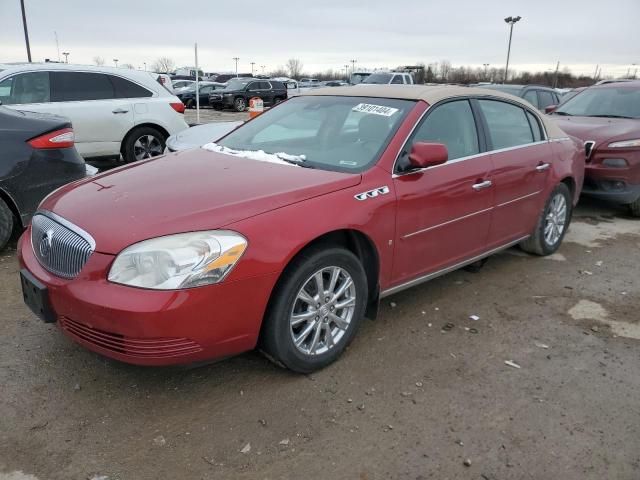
<box><xmin>261</xmin><ymin>246</ymin><xmax>368</xmax><ymax>373</ymax></box>
<box><xmin>520</xmin><ymin>183</ymin><xmax>572</xmax><ymax>256</ymax></box>
<box><xmin>629</xmin><ymin>197</ymin><xmax>640</xmax><ymax>217</ymax></box>
<box><xmin>234</xmin><ymin>97</ymin><xmax>247</xmax><ymax>112</ymax></box>
<box><xmin>0</xmin><ymin>198</ymin><xmax>14</xmax><ymax>252</ymax></box>
<box><xmin>122</xmin><ymin>126</ymin><xmax>166</xmax><ymax>163</ymax></box>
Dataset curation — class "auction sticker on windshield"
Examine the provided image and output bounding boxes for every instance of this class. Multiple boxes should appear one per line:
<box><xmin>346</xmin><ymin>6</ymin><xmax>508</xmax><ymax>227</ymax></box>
<box><xmin>352</xmin><ymin>103</ymin><xmax>399</xmax><ymax>116</ymax></box>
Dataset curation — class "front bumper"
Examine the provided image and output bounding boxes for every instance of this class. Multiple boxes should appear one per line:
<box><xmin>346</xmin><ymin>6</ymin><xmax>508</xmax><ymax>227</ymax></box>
<box><xmin>19</xmin><ymin>229</ymin><xmax>279</xmax><ymax>366</ymax></box>
<box><xmin>584</xmin><ymin>152</ymin><xmax>640</xmax><ymax>204</ymax></box>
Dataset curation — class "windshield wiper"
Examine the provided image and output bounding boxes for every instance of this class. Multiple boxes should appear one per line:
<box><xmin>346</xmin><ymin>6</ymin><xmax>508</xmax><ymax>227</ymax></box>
<box><xmin>553</xmin><ymin>111</ymin><xmax>573</xmax><ymax>116</ymax></box>
<box><xmin>274</xmin><ymin>154</ymin><xmax>315</xmax><ymax>168</ymax></box>
<box><xmin>585</xmin><ymin>114</ymin><xmax>633</xmax><ymax>119</ymax></box>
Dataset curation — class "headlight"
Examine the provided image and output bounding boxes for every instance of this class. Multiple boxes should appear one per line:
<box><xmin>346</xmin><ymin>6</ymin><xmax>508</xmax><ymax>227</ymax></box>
<box><xmin>108</xmin><ymin>231</ymin><xmax>247</xmax><ymax>290</ymax></box>
<box><xmin>223</xmin><ymin>93</ymin><xmax>233</xmax><ymax>96</ymax></box>
<box><xmin>608</xmin><ymin>139</ymin><xmax>640</xmax><ymax>148</ymax></box>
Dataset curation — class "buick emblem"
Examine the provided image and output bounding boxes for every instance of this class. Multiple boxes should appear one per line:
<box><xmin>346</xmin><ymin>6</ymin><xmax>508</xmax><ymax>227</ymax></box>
<box><xmin>39</xmin><ymin>230</ymin><xmax>54</xmax><ymax>258</ymax></box>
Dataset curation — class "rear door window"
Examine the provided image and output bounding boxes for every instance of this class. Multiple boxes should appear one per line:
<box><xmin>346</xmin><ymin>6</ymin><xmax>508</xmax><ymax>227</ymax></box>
<box><xmin>0</xmin><ymin>72</ymin><xmax>50</xmax><ymax>105</ymax></box>
<box><xmin>538</xmin><ymin>90</ymin><xmax>556</xmax><ymax>109</ymax></box>
<box><xmin>479</xmin><ymin>99</ymin><xmax>535</xmax><ymax>149</ymax></box>
<box><xmin>109</xmin><ymin>75</ymin><xmax>152</xmax><ymax>98</ymax></box>
<box><xmin>523</xmin><ymin>90</ymin><xmax>539</xmax><ymax>108</ymax></box>
<box><xmin>51</xmin><ymin>72</ymin><xmax>115</xmax><ymax>101</ymax></box>
<box><xmin>391</xmin><ymin>75</ymin><xmax>404</xmax><ymax>84</ymax></box>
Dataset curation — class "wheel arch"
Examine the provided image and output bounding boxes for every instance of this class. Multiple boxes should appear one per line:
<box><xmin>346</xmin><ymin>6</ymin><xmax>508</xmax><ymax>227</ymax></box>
<box><xmin>264</xmin><ymin>228</ymin><xmax>382</xmax><ymax>328</ymax></box>
<box><xmin>560</xmin><ymin>175</ymin><xmax>577</xmax><ymax>205</ymax></box>
<box><xmin>0</xmin><ymin>187</ymin><xmax>22</xmax><ymax>228</ymax></box>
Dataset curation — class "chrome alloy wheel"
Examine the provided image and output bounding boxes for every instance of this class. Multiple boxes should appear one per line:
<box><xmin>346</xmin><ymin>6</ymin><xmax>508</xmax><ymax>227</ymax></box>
<box><xmin>133</xmin><ymin>134</ymin><xmax>163</xmax><ymax>160</ymax></box>
<box><xmin>544</xmin><ymin>193</ymin><xmax>568</xmax><ymax>246</ymax></box>
<box><xmin>289</xmin><ymin>266</ymin><xmax>357</xmax><ymax>356</ymax></box>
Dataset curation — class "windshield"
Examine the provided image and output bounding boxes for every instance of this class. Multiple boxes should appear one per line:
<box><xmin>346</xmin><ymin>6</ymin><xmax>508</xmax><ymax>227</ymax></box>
<box><xmin>555</xmin><ymin>86</ymin><xmax>640</xmax><ymax>118</ymax></box>
<box><xmin>224</xmin><ymin>79</ymin><xmax>250</xmax><ymax>91</ymax></box>
<box><xmin>362</xmin><ymin>73</ymin><xmax>394</xmax><ymax>84</ymax></box>
<box><xmin>216</xmin><ymin>95</ymin><xmax>415</xmax><ymax>172</ymax></box>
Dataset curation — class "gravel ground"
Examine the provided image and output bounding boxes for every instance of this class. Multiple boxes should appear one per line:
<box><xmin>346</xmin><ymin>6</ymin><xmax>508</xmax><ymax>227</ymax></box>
<box><xmin>1</xmin><ymin>195</ymin><xmax>639</xmax><ymax>480</ymax></box>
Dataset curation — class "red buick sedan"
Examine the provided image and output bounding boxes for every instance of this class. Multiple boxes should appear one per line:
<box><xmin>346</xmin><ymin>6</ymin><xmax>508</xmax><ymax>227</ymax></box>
<box><xmin>19</xmin><ymin>86</ymin><xmax>584</xmax><ymax>372</ymax></box>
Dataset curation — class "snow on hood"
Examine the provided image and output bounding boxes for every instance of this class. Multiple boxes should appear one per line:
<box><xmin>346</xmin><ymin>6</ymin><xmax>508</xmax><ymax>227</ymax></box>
<box><xmin>202</xmin><ymin>142</ymin><xmax>306</xmax><ymax>166</ymax></box>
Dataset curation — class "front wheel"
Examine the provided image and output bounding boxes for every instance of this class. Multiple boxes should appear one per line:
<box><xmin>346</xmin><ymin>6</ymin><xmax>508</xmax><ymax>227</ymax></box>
<box><xmin>234</xmin><ymin>97</ymin><xmax>247</xmax><ymax>112</ymax></box>
<box><xmin>260</xmin><ymin>246</ymin><xmax>368</xmax><ymax>373</ymax></box>
<box><xmin>520</xmin><ymin>183</ymin><xmax>572</xmax><ymax>255</ymax></box>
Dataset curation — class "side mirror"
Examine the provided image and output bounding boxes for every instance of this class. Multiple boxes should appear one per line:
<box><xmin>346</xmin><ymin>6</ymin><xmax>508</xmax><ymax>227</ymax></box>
<box><xmin>408</xmin><ymin>142</ymin><xmax>448</xmax><ymax>169</ymax></box>
<box><xmin>545</xmin><ymin>104</ymin><xmax>558</xmax><ymax>114</ymax></box>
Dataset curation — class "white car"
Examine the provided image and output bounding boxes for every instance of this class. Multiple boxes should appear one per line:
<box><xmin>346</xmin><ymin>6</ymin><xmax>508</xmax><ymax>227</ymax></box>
<box><xmin>359</xmin><ymin>72</ymin><xmax>414</xmax><ymax>85</ymax></box>
<box><xmin>0</xmin><ymin>63</ymin><xmax>188</xmax><ymax>163</ymax></box>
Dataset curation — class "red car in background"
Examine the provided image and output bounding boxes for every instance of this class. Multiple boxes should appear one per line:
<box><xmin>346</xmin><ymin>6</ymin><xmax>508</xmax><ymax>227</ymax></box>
<box><xmin>549</xmin><ymin>80</ymin><xmax>640</xmax><ymax>215</ymax></box>
<box><xmin>19</xmin><ymin>86</ymin><xmax>584</xmax><ymax>373</ymax></box>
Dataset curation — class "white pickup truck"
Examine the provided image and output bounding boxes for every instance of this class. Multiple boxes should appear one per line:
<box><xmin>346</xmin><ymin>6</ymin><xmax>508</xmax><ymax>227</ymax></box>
<box><xmin>358</xmin><ymin>72</ymin><xmax>414</xmax><ymax>85</ymax></box>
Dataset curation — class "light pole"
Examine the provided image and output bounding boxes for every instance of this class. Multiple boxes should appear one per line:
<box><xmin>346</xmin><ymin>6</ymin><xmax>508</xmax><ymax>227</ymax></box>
<box><xmin>503</xmin><ymin>15</ymin><xmax>522</xmax><ymax>84</ymax></box>
<box><xmin>20</xmin><ymin>0</ymin><xmax>32</xmax><ymax>62</ymax></box>
<box><xmin>143</xmin><ymin>62</ymin><xmax>147</xmax><ymax>71</ymax></box>
<box><xmin>113</xmin><ymin>58</ymin><xmax>119</xmax><ymax>68</ymax></box>
<box><xmin>261</xmin><ymin>65</ymin><xmax>266</xmax><ymax>73</ymax></box>
<box><xmin>344</xmin><ymin>64</ymin><xmax>349</xmax><ymax>80</ymax></box>
<box><xmin>62</xmin><ymin>52</ymin><xmax>69</xmax><ymax>63</ymax></box>
<box><xmin>232</xmin><ymin>57</ymin><xmax>240</xmax><ymax>77</ymax></box>
<box><xmin>250</xmin><ymin>62</ymin><xmax>255</xmax><ymax>75</ymax></box>
<box><xmin>350</xmin><ymin>59</ymin><xmax>357</xmax><ymax>75</ymax></box>
<box><xmin>483</xmin><ymin>63</ymin><xmax>490</xmax><ymax>81</ymax></box>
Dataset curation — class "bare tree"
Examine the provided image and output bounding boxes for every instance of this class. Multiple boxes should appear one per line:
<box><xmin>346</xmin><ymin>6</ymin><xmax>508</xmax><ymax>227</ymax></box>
<box><xmin>121</xmin><ymin>63</ymin><xmax>135</xmax><ymax>70</ymax></box>
<box><xmin>286</xmin><ymin>58</ymin><xmax>304</xmax><ymax>79</ymax></box>
<box><xmin>151</xmin><ymin>57</ymin><xmax>176</xmax><ymax>74</ymax></box>
<box><xmin>93</xmin><ymin>56</ymin><xmax>105</xmax><ymax>66</ymax></box>
<box><xmin>438</xmin><ymin>60</ymin><xmax>451</xmax><ymax>82</ymax></box>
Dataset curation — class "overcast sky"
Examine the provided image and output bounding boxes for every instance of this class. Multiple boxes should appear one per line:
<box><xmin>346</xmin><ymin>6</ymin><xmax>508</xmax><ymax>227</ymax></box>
<box><xmin>2</xmin><ymin>0</ymin><xmax>639</xmax><ymax>77</ymax></box>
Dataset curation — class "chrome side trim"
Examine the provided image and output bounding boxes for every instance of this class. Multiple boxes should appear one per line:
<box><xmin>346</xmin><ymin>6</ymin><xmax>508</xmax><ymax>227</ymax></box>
<box><xmin>403</xmin><ymin>207</ymin><xmax>494</xmax><ymax>239</ymax></box>
<box><xmin>549</xmin><ymin>137</ymin><xmax>571</xmax><ymax>143</ymax></box>
<box><xmin>37</xmin><ymin>210</ymin><xmax>96</xmax><ymax>250</ymax></box>
<box><xmin>354</xmin><ymin>186</ymin><xmax>390</xmax><ymax>201</ymax></box>
<box><xmin>380</xmin><ymin>236</ymin><xmax>530</xmax><ymax>298</ymax></box>
<box><xmin>495</xmin><ymin>190</ymin><xmax>541</xmax><ymax>208</ymax></box>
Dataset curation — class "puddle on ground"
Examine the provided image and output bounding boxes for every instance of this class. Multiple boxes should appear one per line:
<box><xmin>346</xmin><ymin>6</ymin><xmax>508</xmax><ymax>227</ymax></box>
<box><xmin>565</xmin><ymin>219</ymin><xmax>640</xmax><ymax>248</ymax></box>
<box><xmin>568</xmin><ymin>299</ymin><xmax>640</xmax><ymax>340</ymax></box>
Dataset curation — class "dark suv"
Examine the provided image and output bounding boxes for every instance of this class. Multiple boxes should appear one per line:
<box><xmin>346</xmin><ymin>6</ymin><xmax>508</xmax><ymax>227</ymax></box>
<box><xmin>476</xmin><ymin>84</ymin><xmax>562</xmax><ymax>112</ymax></box>
<box><xmin>209</xmin><ymin>79</ymin><xmax>287</xmax><ymax>112</ymax></box>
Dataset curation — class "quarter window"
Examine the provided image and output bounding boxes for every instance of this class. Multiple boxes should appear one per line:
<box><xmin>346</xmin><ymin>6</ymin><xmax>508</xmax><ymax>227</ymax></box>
<box><xmin>0</xmin><ymin>72</ymin><xmax>50</xmax><ymax>105</ymax></box>
<box><xmin>391</xmin><ymin>75</ymin><xmax>404</xmax><ymax>84</ymax></box>
<box><xmin>109</xmin><ymin>75</ymin><xmax>152</xmax><ymax>98</ymax></box>
<box><xmin>51</xmin><ymin>72</ymin><xmax>114</xmax><ymax>101</ymax></box>
<box><xmin>406</xmin><ymin>100</ymin><xmax>480</xmax><ymax>163</ymax></box>
<box><xmin>478</xmin><ymin>100</ymin><xmax>534</xmax><ymax>150</ymax></box>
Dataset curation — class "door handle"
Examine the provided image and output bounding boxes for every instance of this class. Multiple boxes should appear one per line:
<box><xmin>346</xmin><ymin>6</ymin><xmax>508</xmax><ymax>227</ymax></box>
<box><xmin>472</xmin><ymin>180</ymin><xmax>492</xmax><ymax>191</ymax></box>
<box><xmin>536</xmin><ymin>163</ymin><xmax>551</xmax><ymax>172</ymax></box>
<box><xmin>112</xmin><ymin>108</ymin><xmax>129</xmax><ymax>114</ymax></box>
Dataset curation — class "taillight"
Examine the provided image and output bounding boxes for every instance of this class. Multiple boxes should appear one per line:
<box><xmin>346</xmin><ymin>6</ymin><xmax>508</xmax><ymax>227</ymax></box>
<box><xmin>170</xmin><ymin>102</ymin><xmax>186</xmax><ymax>114</ymax></box>
<box><xmin>28</xmin><ymin>128</ymin><xmax>75</xmax><ymax>149</ymax></box>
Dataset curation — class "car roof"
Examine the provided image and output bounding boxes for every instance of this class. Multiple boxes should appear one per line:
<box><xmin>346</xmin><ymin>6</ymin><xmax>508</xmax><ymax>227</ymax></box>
<box><xmin>304</xmin><ymin>85</ymin><xmax>567</xmax><ymax>139</ymax></box>
<box><xmin>0</xmin><ymin>62</ymin><xmax>159</xmax><ymax>81</ymax></box>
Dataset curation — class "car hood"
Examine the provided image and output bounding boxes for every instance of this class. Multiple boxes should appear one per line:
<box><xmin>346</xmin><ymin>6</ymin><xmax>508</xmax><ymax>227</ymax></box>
<box><xmin>40</xmin><ymin>149</ymin><xmax>362</xmax><ymax>254</ymax></box>
<box><xmin>552</xmin><ymin>115</ymin><xmax>640</xmax><ymax>146</ymax></box>
<box><xmin>166</xmin><ymin>121</ymin><xmax>243</xmax><ymax>151</ymax></box>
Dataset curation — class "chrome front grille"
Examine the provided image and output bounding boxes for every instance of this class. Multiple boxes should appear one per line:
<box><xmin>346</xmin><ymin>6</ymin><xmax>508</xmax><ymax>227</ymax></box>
<box><xmin>31</xmin><ymin>213</ymin><xmax>95</xmax><ymax>279</ymax></box>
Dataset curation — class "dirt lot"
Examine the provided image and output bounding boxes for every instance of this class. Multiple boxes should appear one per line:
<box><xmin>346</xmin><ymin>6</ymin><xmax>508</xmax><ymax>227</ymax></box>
<box><xmin>1</xmin><ymin>166</ymin><xmax>639</xmax><ymax>478</ymax></box>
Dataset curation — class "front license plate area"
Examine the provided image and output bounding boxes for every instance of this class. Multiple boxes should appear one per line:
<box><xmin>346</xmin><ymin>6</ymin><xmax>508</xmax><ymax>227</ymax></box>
<box><xmin>20</xmin><ymin>269</ymin><xmax>56</xmax><ymax>323</ymax></box>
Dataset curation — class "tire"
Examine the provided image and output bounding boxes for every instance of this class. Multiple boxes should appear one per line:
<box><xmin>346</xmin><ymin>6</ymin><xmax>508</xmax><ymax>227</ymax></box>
<box><xmin>0</xmin><ymin>198</ymin><xmax>14</xmax><ymax>252</ymax></box>
<box><xmin>273</xmin><ymin>97</ymin><xmax>283</xmax><ymax>105</ymax></box>
<box><xmin>122</xmin><ymin>126</ymin><xmax>166</xmax><ymax>164</ymax></box>
<box><xmin>629</xmin><ymin>197</ymin><xmax>640</xmax><ymax>217</ymax></box>
<box><xmin>260</xmin><ymin>246</ymin><xmax>368</xmax><ymax>373</ymax></box>
<box><xmin>234</xmin><ymin>97</ymin><xmax>247</xmax><ymax>112</ymax></box>
<box><xmin>520</xmin><ymin>183</ymin><xmax>572</xmax><ymax>256</ymax></box>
